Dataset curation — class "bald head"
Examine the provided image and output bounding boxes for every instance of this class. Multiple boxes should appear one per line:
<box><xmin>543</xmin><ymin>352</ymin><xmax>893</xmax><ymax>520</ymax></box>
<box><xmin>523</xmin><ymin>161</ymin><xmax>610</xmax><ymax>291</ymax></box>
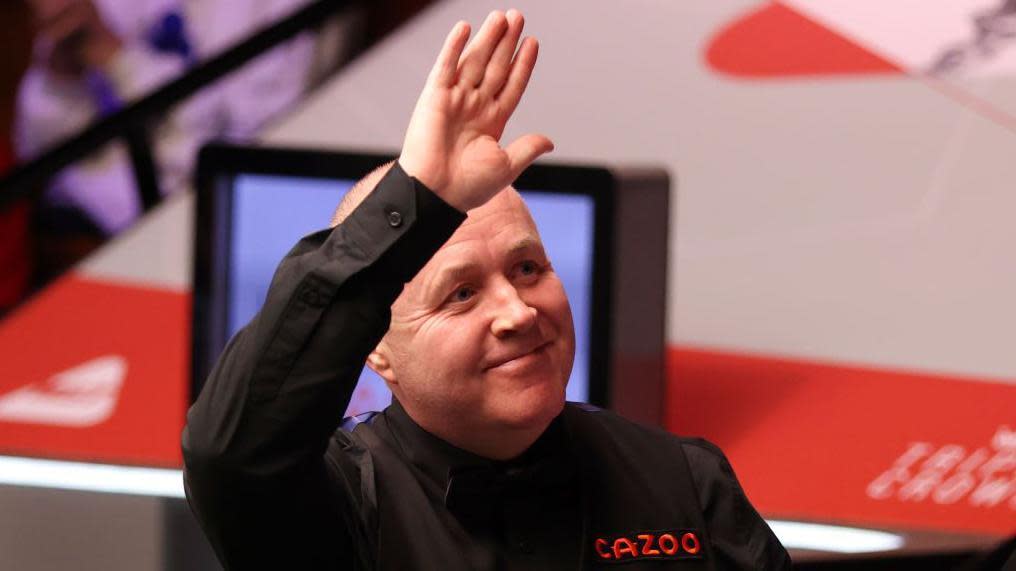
<box><xmin>331</xmin><ymin>160</ymin><xmax>396</xmax><ymax>227</ymax></box>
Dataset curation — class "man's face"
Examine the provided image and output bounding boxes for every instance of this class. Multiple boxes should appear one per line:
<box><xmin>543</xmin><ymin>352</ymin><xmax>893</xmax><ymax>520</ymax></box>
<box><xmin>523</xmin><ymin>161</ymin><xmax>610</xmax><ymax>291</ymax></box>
<box><xmin>373</xmin><ymin>189</ymin><xmax>575</xmax><ymax>438</ymax></box>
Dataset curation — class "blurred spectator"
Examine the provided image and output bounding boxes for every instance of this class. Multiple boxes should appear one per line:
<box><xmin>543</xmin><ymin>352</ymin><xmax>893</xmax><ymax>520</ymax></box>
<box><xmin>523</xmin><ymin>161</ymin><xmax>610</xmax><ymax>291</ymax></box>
<box><xmin>15</xmin><ymin>0</ymin><xmax>330</xmax><ymax>235</ymax></box>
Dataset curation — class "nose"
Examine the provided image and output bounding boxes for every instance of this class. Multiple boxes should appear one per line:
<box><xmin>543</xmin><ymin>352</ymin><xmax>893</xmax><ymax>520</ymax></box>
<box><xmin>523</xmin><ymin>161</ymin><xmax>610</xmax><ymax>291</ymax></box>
<box><xmin>490</xmin><ymin>283</ymin><xmax>538</xmax><ymax>338</ymax></box>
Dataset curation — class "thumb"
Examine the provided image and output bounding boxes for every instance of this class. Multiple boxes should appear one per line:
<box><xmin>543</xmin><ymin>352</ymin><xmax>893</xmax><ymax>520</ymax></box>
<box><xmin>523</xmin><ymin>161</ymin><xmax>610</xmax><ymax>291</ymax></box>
<box><xmin>505</xmin><ymin>134</ymin><xmax>554</xmax><ymax>180</ymax></box>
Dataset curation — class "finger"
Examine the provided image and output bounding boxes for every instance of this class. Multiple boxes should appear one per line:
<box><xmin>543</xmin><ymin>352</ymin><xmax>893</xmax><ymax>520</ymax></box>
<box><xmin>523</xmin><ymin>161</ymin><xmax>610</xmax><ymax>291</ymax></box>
<box><xmin>496</xmin><ymin>36</ymin><xmax>539</xmax><ymax>115</ymax></box>
<box><xmin>478</xmin><ymin>9</ymin><xmax>524</xmax><ymax>95</ymax></box>
<box><xmin>428</xmin><ymin>21</ymin><xmax>470</xmax><ymax>87</ymax></box>
<box><xmin>505</xmin><ymin>134</ymin><xmax>554</xmax><ymax>180</ymax></box>
<box><xmin>457</xmin><ymin>10</ymin><xmax>508</xmax><ymax>87</ymax></box>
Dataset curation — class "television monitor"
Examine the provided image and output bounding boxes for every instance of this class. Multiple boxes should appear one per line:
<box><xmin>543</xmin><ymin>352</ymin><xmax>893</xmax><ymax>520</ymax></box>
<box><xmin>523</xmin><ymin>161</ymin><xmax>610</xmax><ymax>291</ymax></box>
<box><xmin>193</xmin><ymin>143</ymin><xmax>670</xmax><ymax>425</ymax></box>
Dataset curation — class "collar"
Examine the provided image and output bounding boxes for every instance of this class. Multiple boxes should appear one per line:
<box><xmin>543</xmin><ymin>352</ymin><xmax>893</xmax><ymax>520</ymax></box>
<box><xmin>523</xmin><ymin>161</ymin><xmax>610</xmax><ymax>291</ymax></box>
<box><xmin>383</xmin><ymin>399</ymin><xmax>491</xmax><ymax>493</ymax></box>
<box><xmin>382</xmin><ymin>400</ymin><xmax>575</xmax><ymax>520</ymax></box>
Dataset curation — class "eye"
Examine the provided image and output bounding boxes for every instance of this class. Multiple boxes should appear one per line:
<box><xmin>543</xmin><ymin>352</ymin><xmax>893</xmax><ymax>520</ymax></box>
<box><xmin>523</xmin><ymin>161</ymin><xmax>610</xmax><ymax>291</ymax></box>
<box><xmin>514</xmin><ymin>259</ymin><xmax>544</xmax><ymax>282</ymax></box>
<box><xmin>449</xmin><ymin>286</ymin><xmax>476</xmax><ymax>304</ymax></box>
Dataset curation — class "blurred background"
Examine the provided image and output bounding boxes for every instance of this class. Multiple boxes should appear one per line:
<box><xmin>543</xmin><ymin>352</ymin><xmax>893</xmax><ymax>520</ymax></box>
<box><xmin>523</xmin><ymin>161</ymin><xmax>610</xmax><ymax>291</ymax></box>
<box><xmin>0</xmin><ymin>0</ymin><xmax>1013</xmax><ymax>569</ymax></box>
<box><xmin>0</xmin><ymin>0</ymin><xmax>431</xmax><ymax>296</ymax></box>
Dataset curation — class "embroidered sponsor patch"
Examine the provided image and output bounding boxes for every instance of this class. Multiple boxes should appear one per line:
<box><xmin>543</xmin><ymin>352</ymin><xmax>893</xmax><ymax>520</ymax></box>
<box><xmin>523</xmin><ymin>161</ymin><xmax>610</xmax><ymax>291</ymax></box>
<box><xmin>592</xmin><ymin>529</ymin><xmax>704</xmax><ymax>563</ymax></box>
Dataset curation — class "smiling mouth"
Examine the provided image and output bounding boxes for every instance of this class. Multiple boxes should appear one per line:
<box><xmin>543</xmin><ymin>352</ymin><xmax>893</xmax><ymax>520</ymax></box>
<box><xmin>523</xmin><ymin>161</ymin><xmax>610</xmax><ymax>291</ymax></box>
<box><xmin>486</xmin><ymin>342</ymin><xmax>551</xmax><ymax>371</ymax></box>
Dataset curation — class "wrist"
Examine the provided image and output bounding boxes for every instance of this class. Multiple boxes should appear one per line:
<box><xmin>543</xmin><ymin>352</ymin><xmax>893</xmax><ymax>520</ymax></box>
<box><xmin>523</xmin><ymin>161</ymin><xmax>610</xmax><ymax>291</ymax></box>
<box><xmin>396</xmin><ymin>157</ymin><xmax>464</xmax><ymax>212</ymax></box>
<box><xmin>397</xmin><ymin>154</ymin><xmax>440</xmax><ymax>189</ymax></box>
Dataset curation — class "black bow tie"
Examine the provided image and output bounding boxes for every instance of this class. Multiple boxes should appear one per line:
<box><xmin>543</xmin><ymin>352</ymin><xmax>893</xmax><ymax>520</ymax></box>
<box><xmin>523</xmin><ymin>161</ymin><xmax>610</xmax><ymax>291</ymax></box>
<box><xmin>444</xmin><ymin>455</ymin><xmax>575</xmax><ymax>523</ymax></box>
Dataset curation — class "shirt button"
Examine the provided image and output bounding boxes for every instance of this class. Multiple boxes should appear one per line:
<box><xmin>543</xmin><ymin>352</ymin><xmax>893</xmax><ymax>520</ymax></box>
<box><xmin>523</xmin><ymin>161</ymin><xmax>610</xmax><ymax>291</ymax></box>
<box><xmin>301</xmin><ymin>288</ymin><xmax>323</xmax><ymax>307</ymax></box>
<box><xmin>387</xmin><ymin>210</ymin><xmax>403</xmax><ymax>227</ymax></box>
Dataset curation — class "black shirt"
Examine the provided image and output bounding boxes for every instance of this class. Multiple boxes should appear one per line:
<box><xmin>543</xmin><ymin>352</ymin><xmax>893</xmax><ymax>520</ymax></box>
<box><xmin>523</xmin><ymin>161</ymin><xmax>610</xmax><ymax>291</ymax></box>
<box><xmin>182</xmin><ymin>163</ymin><xmax>791</xmax><ymax>570</ymax></box>
<box><xmin>374</xmin><ymin>399</ymin><xmax>582</xmax><ymax>570</ymax></box>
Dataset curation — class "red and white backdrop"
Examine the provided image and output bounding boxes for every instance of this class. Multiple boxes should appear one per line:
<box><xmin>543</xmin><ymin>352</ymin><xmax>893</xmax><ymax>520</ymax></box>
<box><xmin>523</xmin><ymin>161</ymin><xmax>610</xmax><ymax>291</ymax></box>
<box><xmin>0</xmin><ymin>0</ymin><xmax>1013</xmax><ymax>539</ymax></box>
<box><xmin>0</xmin><ymin>276</ymin><xmax>189</xmax><ymax>468</ymax></box>
<box><xmin>666</xmin><ymin>0</ymin><xmax>1016</xmax><ymax>537</ymax></box>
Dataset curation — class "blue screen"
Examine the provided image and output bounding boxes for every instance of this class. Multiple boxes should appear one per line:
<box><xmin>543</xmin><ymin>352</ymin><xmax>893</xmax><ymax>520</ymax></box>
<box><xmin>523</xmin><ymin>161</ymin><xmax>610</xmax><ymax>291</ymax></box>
<box><xmin>229</xmin><ymin>174</ymin><xmax>595</xmax><ymax>416</ymax></box>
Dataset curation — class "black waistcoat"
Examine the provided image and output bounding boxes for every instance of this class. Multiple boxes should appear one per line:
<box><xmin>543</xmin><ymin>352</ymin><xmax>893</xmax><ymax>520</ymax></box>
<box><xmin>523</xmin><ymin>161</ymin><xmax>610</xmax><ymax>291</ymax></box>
<box><xmin>344</xmin><ymin>404</ymin><xmax>717</xmax><ymax>570</ymax></box>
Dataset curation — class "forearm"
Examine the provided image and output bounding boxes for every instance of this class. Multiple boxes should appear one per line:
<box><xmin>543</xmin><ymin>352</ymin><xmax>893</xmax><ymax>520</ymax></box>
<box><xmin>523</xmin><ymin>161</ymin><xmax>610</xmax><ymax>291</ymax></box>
<box><xmin>184</xmin><ymin>163</ymin><xmax>463</xmax><ymax>472</ymax></box>
<box><xmin>182</xmin><ymin>164</ymin><xmax>464</xmax><ymax>562</ymax></box>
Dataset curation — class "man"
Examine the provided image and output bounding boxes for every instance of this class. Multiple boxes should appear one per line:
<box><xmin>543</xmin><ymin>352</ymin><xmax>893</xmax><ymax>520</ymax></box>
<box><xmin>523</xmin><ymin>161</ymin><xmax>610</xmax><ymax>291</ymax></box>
<box><xmin>183</xmin><ymin>10</ymin><xmax>791</xmax><ymax>570</ymax></box>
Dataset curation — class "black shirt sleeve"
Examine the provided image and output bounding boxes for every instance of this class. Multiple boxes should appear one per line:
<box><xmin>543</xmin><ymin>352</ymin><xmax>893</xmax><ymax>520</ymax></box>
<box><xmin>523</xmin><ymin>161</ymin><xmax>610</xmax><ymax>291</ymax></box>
<box><xmin>181</xmin><ymin>163</ymin><xmax>466</xmax><ymax>569</ymax></box>
<box><xmin>682</xmin><ymin>439</ymin><xmax>792</xmax><ymax>570</ymax></box>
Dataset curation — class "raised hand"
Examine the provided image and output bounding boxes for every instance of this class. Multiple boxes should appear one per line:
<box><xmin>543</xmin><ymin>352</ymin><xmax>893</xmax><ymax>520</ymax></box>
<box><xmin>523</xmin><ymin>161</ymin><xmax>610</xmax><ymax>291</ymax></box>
<box><xmin>399</xmin><ymin>10</ymin><xmax>553</xmax><ymax>212</ymax></box>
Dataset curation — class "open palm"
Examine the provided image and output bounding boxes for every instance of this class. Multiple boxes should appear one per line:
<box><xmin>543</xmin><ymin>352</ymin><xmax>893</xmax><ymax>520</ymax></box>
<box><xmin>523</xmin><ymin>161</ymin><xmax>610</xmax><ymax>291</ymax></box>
<box><xmin>399</xmin><ymin>10</ymin><xmax>553</xmax><ymax>212</ymax></box>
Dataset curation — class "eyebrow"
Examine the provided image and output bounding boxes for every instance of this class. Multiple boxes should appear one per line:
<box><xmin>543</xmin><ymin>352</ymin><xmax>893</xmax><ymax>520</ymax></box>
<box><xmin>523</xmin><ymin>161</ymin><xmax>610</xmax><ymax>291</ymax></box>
<box><xmin>424</xmin><ymin>262</ymin><xmax>483</xmax><ymax>301</ymax></box>
<box><xmin>422</xmin><ymin>236</ymin><xmax>546</xmax><ymax>301</ymax></box>
<box><xmin>505</xmin><ymin>236</ymin><xmax>544</xmax><ymax>258</ymax></box>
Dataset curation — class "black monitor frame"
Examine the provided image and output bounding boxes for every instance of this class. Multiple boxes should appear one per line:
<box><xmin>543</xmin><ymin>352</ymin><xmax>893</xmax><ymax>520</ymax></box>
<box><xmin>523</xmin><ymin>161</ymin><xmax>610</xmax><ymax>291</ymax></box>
<box><xmin>192</xmin><ymin>142</ymin><xmax>619</xmax><ymax>411</ymax></box>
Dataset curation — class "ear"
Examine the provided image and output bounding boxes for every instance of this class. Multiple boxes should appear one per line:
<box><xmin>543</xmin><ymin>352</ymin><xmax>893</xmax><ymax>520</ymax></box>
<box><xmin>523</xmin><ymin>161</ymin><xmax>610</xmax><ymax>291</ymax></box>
<box><xmin>366</xmin><ymin>341</ymin><xmax>398</xmax><ymax>386</ymax></box>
